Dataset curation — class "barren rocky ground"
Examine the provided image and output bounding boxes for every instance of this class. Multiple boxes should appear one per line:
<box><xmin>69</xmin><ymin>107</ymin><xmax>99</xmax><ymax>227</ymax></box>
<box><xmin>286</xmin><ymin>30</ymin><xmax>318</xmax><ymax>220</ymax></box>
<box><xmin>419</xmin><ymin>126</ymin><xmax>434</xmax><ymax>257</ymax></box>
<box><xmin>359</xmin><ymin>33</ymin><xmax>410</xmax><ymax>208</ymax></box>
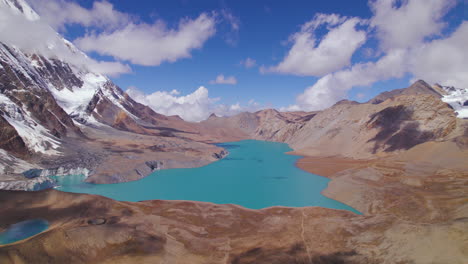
<box><xmin>1</xmin><ymin>147</ymin><xmax>467</xmax><ymax>264</ymax></box>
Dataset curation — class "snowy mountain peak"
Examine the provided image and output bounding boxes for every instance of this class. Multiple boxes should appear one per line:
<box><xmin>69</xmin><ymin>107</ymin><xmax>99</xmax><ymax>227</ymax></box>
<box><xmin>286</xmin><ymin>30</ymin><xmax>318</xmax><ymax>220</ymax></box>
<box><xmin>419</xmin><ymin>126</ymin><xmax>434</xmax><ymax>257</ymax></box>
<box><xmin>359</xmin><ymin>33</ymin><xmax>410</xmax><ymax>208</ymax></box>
<box><xmin>0</xmin><ymin>0</ymin><xmax>39</xmax><ymax>21</ymax></box>
<box><xmin>0</xmin><ymin>0</ymin><xmax>175</xmax><ymax>159</ymax></box>
<box><xmin>440</xmin><ymin>85</ymin><xmax>468</xmax><ymax>118</ymax></box>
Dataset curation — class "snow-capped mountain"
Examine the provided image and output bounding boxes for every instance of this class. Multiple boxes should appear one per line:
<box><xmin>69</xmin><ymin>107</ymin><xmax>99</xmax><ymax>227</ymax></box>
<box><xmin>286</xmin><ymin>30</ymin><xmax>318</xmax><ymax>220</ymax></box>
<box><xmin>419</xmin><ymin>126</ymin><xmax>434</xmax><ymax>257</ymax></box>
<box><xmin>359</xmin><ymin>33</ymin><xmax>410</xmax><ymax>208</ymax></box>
<box><xmin>0</xmin><ymin>41</ymin><xmax>82</xmax><ymax>156</ymax></box>
<box><xmin>0</xmin><ymin>0</ymin><xmax>466</xmax><ymax>187</ymax></box>
<box><xmin>0</xmin><ymin>0</ymin><xmax>173</xmax><ymax>157</ymax></box>
<box><xmin>0</xmin><ymin>0</ymin><xmax>39</xmax><ymax>21</ymax></box>
<box><xmin>440</xmin><ymin>85</ymin><xmax>468</xmax><ymax>118</ymax></box>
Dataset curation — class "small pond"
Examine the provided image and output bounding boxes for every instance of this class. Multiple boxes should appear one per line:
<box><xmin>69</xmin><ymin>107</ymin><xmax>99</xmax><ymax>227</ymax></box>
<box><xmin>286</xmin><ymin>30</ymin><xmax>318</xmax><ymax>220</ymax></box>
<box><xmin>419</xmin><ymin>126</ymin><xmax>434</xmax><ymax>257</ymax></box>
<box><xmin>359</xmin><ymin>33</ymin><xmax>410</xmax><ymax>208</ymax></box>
<box><xmin>0</xmin><ymin>219</ymin><xmax>49</xmax><ymax>245</ymax></box>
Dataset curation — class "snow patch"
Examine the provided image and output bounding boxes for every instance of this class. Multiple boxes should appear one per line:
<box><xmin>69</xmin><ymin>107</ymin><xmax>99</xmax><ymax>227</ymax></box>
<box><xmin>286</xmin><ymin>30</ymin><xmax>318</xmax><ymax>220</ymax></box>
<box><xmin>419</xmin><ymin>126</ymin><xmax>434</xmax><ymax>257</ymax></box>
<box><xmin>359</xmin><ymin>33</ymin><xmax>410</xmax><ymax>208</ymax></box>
<box><xmin>0</xmin><ymin>44</ymin><xmax>38</xmax><ymax>86</ymax></box>
<box><xmin>0</xmin><ymin>0</ymin><xmax>40</xmax><ymax>21</ymax></box>
<box><xmin>50</xmin><ymin>73</ymin><xmax>106</xmax><ymax>115</ymax></box>
<box><xmin>30</xmin><ymin>59</ymin><xmax>40</xmax><ymax>68</ymax></box>
<box><xmin>0</xmin><ymin>93</ymin><xmax>61</xmax><ymax>155</ymax></box>
<box><xmin>441</xmin><ymin>86</ymin><xmax>468</xmax><ymax>118</ymax></box>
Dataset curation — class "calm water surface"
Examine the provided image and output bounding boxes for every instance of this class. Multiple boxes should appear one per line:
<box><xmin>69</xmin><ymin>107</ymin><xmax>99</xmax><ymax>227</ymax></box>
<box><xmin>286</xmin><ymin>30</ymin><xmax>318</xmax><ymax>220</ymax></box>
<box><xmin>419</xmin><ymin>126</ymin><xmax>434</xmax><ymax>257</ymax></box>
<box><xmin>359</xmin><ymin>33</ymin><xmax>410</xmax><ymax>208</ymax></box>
<box><xmin>0</xmin><ymin>219</ymin><xmax>49</xmax><ymax>245</ymax></box>
<box><xmin>53</xmin><ymin>140</ymin><xmax>359</xmax><ymax>213</ymax></box>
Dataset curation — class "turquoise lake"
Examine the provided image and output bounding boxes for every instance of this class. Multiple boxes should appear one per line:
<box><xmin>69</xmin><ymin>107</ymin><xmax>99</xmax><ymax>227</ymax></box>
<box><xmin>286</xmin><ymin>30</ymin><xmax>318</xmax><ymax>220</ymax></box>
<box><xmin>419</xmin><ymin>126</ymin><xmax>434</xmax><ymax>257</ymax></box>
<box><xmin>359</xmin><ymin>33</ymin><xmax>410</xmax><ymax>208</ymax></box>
<box><xmin>0</xmin><ymin>219</ymin><xmax>49</xmax><ymax>245</ymax></box>
<box><xmin>53</xmin><ymin>140</ymin><xmax>359</xmax><ymax>213</ymax></box>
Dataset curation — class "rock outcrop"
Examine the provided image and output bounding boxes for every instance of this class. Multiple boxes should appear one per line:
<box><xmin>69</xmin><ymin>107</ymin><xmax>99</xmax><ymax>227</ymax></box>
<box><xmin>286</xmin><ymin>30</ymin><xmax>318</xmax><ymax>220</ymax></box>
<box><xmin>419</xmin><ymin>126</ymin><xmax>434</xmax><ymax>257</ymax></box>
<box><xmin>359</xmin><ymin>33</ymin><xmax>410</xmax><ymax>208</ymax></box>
<box><xmin>0</xmin><ymin>115</ymin><xmax>29</xmax><ymax>158</ymax></box>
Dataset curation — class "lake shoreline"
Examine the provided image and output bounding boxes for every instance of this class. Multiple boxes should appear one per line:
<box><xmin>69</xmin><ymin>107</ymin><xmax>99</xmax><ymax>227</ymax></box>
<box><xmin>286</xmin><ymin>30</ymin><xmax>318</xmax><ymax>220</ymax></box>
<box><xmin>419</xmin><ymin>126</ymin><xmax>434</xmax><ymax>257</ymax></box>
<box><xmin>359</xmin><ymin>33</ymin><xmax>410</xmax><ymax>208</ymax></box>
<box><xmin>290</xmin><ymin>153</ymin><xmax>372</xmax><ymax>178</ymax></box>
<box><xmin>50</xmin><ymin>140</ymin><xmax>358</xmax><ymax>212</ymax></box>
<box><xmin>1</xmin><ymin>143</ymin><xmax>466</xmax><ymax>263</ymax></box>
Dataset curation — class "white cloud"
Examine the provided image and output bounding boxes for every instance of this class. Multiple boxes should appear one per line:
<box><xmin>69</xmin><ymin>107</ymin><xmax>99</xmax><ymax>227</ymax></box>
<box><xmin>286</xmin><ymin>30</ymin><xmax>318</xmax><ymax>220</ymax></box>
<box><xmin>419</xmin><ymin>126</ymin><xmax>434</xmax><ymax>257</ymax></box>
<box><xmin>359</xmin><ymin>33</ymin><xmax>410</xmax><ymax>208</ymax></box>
<box><xmin>370</xmin><ymin>0</ymin><xmax>456</xmax><ymax>50</ymax></box>
<box><xmin>209</xmin><ymin>74</ymin><xmax>237</xmax><ymax>85</ymax></box>
<box><xmin>221</xmin><ymin>9</ymin><xmax>240</xmax><ymax>31</ymax></box>
<box><xmin>240</xmin><ymin>57</ymin><xmax>256</xmax><ymax>68</ymax></box>
<box><xmin>219</xmin><ymin>9</ymin><xmax>240</xmax><ymax>46</ymax></box>
<box><xmin>263</xmin><ymin>14</ymin><xmax>367</xmax><ymax>76</ymax></box>
<box><xmin>409</xmin><ymin>21</ymin><xmax>468</xmax><ymax>87</ymax></box>
<box><xmin>307</xmin><ymin>48</ymin><xmax>407</xmax><ymax>108</ymax></box>
<box><xmin>126</xmin><ymin>86</ymin><xmax>261</xmax><ymax>122</ymax></box>
<box><xmin>215</xmin><ymin>99</ymin><xmax>262</xmax><ymax>117</ymax></box>
<box><xmin>169</xmin><ymin>89</ymin><xmax>180</xmax><ymax>95</ymax></box>
<box><xmin>74</xmin><ymin>13</ymin><xmax>216</xmax><ymax>66</ymax></box>
<box><xmin>284</xmin><ymin>0</ymin><xmax>466</xmax><ymax>111</ymax></box>
<box><xmin>300</xmin><ymin>13</ymin><xmax>348</xmax><ymax>30</ymax></box>
<box><xmin>0</xmin><ymin>4</ymin><xmax>130</xmax><ymax>76</ymax></box>
<box><xmin>29</xmin><ymin>0</ymin><xmax>131</xmax><ymax>31</ymax></box>
<box><xmin>86</xmin><ymin>60</ymin><xmax>131</xmax><ymax>76</ymax></box>
<box><xmin>30</xmin><ymin>0</ymin><xmax>218</xmax><ymax>67</ymax></box>
<box><xmin>126</xmin><ymin>86</ymin><xmax>217</xmax><ymax>122</ymax></box>
<box><xmin>230</xmin><ymin>103</ymin><xmax>241</xmax><ymax>111</ymax></box>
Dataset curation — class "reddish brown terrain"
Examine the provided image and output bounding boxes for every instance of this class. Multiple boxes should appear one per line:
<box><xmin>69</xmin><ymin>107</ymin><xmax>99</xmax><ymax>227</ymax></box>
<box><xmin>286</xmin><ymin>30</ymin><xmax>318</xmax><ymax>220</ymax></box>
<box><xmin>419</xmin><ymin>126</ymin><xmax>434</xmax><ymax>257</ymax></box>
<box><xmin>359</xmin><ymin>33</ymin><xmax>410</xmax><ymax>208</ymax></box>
<box><xmin>1</xmin><ymin>80</ymin><xmax>467</xmax><ymax>263</ymax></box>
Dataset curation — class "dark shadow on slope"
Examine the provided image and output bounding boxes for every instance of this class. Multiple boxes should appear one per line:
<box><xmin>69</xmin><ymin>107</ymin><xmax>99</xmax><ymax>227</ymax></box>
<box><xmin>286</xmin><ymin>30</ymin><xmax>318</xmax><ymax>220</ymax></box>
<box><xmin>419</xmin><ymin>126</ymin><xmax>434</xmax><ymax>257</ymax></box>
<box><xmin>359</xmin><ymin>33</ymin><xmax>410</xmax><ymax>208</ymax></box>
<box><xmin>367</xmin><ymin>105</ymin><xmax>434</xmax><ymax>153</ymax></box>
<box><xmin>296</xmin><ymin>113</ymin><xmax>317</xmax><ymax>122</ymax></box>
<box><xmin>385</xmin><ymin>122</ymin><xmax>434</xmax><ymax>152</ymax></box>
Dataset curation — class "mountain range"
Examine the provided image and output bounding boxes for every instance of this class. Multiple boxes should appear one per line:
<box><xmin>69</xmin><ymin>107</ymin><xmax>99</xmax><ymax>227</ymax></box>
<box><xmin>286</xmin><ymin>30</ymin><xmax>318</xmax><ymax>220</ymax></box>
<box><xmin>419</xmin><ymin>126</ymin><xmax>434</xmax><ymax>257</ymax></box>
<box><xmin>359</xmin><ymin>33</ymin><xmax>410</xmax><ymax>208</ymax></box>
<box><xmin>1</xmin><ymin>0</ymin><xmax>467</xmax><ymax>189</ymax></box>
<box><xmin>0</xmin><ymin>1</ymin><xmax>467</xmax><ymax>263</ymax></box>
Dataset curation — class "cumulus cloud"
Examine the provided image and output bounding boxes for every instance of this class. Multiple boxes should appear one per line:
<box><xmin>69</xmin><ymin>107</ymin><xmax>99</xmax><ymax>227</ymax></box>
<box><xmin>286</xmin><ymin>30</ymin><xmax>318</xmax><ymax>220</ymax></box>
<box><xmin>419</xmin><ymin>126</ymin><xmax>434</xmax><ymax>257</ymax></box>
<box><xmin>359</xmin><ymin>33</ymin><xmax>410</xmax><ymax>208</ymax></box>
<box><xmin>88</xmin><ymin>60</ymin><xmax>131</xmax><ymax>76</ymax></box>
<box><xmin>0</xmin><ymin>4</ymin><xmax>130</xmax><ymax>76</ymax></box>
<box><xmin>283</xmin><ymin>0</ymin><xmax>466</xmax><ymax>111</ymax></box>
<box><xmin>291</xmin><ymin>49</ymin><xmax>407</xmax><ymax>110</ymax></box>
<box><xmin>209</xmin><ymin>74</ymin><xmax>237</xmax><ymax>85</ymax></box>
<box><xmin>29</xmin><ymin>0</ymin><xmax>218</xmax><ymax>67</ymax></box>
<box><xmin>126</xmin><ymin>86</ymin><xmax>261</xmax><ymax>122</ymax></box>
<box><xmin>263</xmin><ymin>14</ymin><xmax>367</xmax><ymax>76</ymax></box>
<box><xmin>409</xmin><ymin>21</ymin><xmax>468</xmax><ymax>87</ymax></box>
<box><xmin>29</xmin><ymin>0</ymin><xmax>131</xmax><ymax>31</ymax></box>
<box><xmin>240</xmin><ymin>57</ymin><xmax>256</xmax><ymax>68</ymax></box>
<box><xmin>370</xmin><ymin>0</ymin><xmax>456</xmax><ymax>50</ymax></box>
<box><xmin>126</xmin><ymin>86</ymin><xmax>217</xmax><ymax>122</ymax></box>
<box><xmin>74</xmin><ymin>13</ymin><xmax>216</xmax><ymax>66</ymax></box>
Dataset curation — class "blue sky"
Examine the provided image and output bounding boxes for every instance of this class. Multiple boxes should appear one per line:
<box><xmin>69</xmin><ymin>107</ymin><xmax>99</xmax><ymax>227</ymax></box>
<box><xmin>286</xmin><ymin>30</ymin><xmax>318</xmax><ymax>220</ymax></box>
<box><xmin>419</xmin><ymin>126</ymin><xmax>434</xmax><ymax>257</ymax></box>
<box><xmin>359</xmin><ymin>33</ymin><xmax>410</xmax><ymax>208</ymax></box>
<box><xmin>61</xmin><ymin>1</ymin><xmax>373</xmax><ymax>106</ymax></box>
<box><xmin>77</xmin><ymin>0</ymin><xmax>374</xmax><ymax>107</ymax></box>
<box><xmin>22</xmin><ymin>0</ymin><xmax>468</xmax><ymax>120</ymax></box>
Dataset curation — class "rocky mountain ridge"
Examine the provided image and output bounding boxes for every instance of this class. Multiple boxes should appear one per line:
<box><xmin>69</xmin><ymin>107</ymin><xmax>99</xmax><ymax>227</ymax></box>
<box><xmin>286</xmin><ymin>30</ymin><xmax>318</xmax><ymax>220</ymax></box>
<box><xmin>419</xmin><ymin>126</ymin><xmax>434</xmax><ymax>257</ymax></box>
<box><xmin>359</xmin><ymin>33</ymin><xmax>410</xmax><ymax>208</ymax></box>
<box><xmin>0</xmin><ymin>0</ymin><xmax>229</xmax><ymax>188</ymax></box>
<box><xmin>199</xmin><ymin>80</ymin><xmax>466</xmax><ymax>162</ymax></box>
<box><xmin>0</xmin><ymin>0</ymin><xmax>466</xmax><ymax>190</ymax></box>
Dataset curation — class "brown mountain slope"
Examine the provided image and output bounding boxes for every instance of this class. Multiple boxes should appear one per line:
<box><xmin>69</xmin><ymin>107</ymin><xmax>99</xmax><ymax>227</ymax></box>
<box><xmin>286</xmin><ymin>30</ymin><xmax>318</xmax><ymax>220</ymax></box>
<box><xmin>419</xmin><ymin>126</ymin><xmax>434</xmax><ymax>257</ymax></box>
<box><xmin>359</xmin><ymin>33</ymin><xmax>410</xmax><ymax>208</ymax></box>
<box><xmin>286</xmin><ymin>93</ymin><xmax>458</xmax><ymax>159</ymax></box>
<box><xmin>194</xmin><ymin>80</ymin><xmax>461</xmax><ymax>161</ymax></box>
<box><xmin>368</xmin><ymin>79</ymin><xmax>443</xmax><ymax>104</ymax></box>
